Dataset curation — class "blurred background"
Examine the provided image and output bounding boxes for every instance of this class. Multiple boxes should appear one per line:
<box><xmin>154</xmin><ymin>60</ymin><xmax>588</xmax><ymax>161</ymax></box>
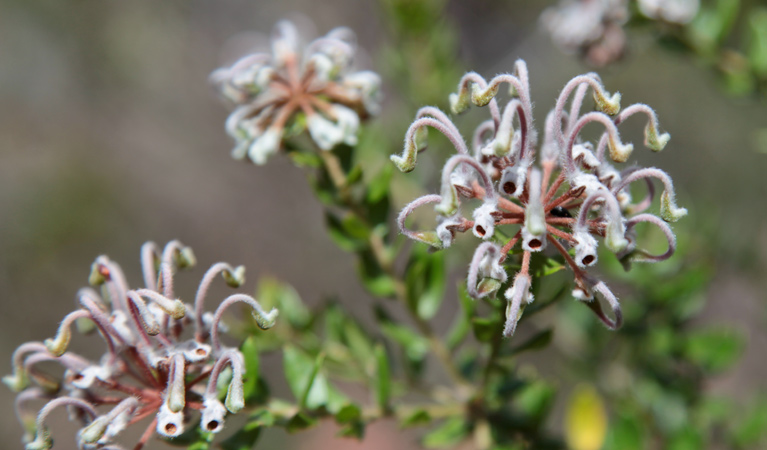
<box><xmin>1</xmin><ymin>0</ymin><xmax>765</xmax><ymax>448</ymax></box>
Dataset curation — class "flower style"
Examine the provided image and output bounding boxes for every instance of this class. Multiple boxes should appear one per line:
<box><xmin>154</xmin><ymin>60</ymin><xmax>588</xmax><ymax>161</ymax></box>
<box><xmin>392</xmin><ymin>60</ymin><xmax>686</xmax><ymax>338</ymax></box>
<box><xmin>210</xmin><ymin>20</ymin><xmax>382</xmax><ymax>165</ymax></box>
<box><xmin>541</xmin><ymin>0</ymin><xmax>629</xmax><ymax>67</ymax></box>
<box><xmin>4</xmin><ymin>241</ymin><xmax>278</xmax><ymax>450</ymax></box>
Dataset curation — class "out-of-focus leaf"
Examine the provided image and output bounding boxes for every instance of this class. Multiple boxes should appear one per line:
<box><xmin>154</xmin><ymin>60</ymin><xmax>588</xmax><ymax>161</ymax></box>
<box><xmin>286</xmin><ymin>412</ymin><xmax>318</xmax><ymax>433</ymax></box>
<box><xmin>345</xmin><ymin>164</ymin><xmax>364</xmax><ymax>186</ymax></box>
<box><xmin>335</xmin><ymin>403</ymin><xmax>365</xmax><ymax>439</ymax></box>
<box><xmin>374</xmin><ymin>344</ymin><xmax>391</xmax><ymax>412</ymax></box>
<box><xmin>323</xmin><ymin>304</ymin><xmax>376</xmax><ymax>379</ymax></box>
<box><xmin>684</xmin><ymin>327</ymin><xmax>745</xmax><ymax>372</ymax></box>
<box><xmin>446</xmin><ymin>285</ymin><xmax>475</xmax><ymax>350</ymax></box>
<box><xmin>326</xmin><ymin>212</ymin><xmax>367</xmax><ymax>252</ymax></box>
<box><xmin>748</xmin><ymin>8</ymin><xmax>767</xmax><ymax>77</ymax></box>
<box><xmin>283</xmin><ymin>345</ymin><xmax>328</xmax><ymax>410</ymax></box>
<box><xmin>405</xmin><ymin>245</ymin><xmax>446</xmax><ymax>320</ymax></box>
<box><xmin>220</xmin><ymin>419</ymin><xmax>261</xmax><ymax>450</ymax></box>
<box><xmin>668</xmin><ymin>426</ymin><xmax>703</xmax><ymax>450</ymax></box>
<box><xmin>376</xmin><ymin>307</ymin><xmax>429</xmax><ymax>362</ymax></box>
<box><xmin>422</xmin><ymin>417</ymin><xmax>468</xmax><ymax>448</ymax></box>
<box><xmin>512</xmin><ymin>379</ymin><xmax>556</xmax><ymax>426</ymax></box>
<box><xmin>257</xmin><ymin>277</ymin><xmax>311</xmax><ymax>329</ymax></box>
<box><xmin>730</xmin><ymin>400</ymin><xmax>767</xmax><ymax>448</ymax></box>
<box><xmin>509</xmin><ymin>329</ymin><xmax>553</xmax><ymax>356</ymax></box>
<box><xmin>240</xmin><ymin>336</ymin><xmax>263</xmax><ymax>404</ymax></box>
<box><xmin>565</xmin><ymin>384</ymin><xmax>607</xmax><ymax>450</ymax></box>
<box><xmin>399</xmin><ymin>408</ymin><xmax>431</xmax><ymax>428</ymax></box>
<box><xmin>358</xmin><ymin>249</ymin><xmax>397</xmax><ymax>297</ymax></box>
<box><xmin>287</xmin><ymin>149</ymin><xmax>322</xmax><ymax>168</ymax></box>
<box><xmin>366</xmin><ymin>165</ymin><xmax>393</xmax><ymax>203</ymax></box>
<box><xmin>472</xmin><ymin>316</ymin><xmax>502</xmax><ymax>343</ymax></box>
<box><xmin>603</xmin><ymin>411</ymin><xmax>644</xmax><ymax>450</ymax></box>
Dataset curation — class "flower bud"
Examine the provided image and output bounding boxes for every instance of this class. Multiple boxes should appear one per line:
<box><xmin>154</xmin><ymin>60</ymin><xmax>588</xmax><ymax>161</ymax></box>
<box><xmin>78</xmin><ymin>416</ymin><xmax>109</xmax><ymax>444</ymax></box>
<box><xmin>521</xmin><ymin>226</ymin><xmax>548</xmax><ymax>252</ymax></box>
<box><xmin>224</xmin><ymin>373</ymin><xmax>245</xmax><ymax>413</ymax></box>
<box><xmin>573</xmin><ymin>231</ymin><xmax>599</xmax><ymax>267</ymax></box>
<box><xmin>644</xmin><ymin>122</ymin><xmax>670</xmax><ymax>152</ymax></box>
<box><xmin>307</xmin><ymin>105</ymin><xmax>360</xmax><ymax>150</ymax></box>
<box><xmin>25</xmin><ymin>432</ymin><xmax>51</xmax><ymax>450</ymax></box>
<box><xmin>222</xmin><ymin>265</ymin><xmax>246</xmax><ymax>288</ymax></box>
<box><xmin>593</xmin><ymin>87</ymin><xmax>621</xmax><ymax>116</ymax></box>
<box><xmin>247</xmin><ymin>127</ymin><xmax>282</xmax><ymax>165</ymax></box>
<box><xmin>660</xmin><ymin>190</ymin><xmax>687</xmax><ymax>222</ymax></box>
<box><xmin>499</xmin><ymin>164</ymin><xmax>527</xmax><ymax>198</ymax></box>
<box><xmin>572</xmin><ymin>142</ymin><xmax>600</xmax><ymax>170</ymax></box>
<box><xmin>343</xmin><ymin>71</ymin><xmax>382</xmax><ymax>115</ymax></box>
<box><xmin>605</xmin><ymin>218</ymin><xmax>629</xmax><ymax>254</ymax></box>
<box><xmin>472</xmin><ymin>201</ymin><xmax>498</xmax><ymax>239</ymax></box>
<box><xmin>44</xmin><ymin>322</ymin><xmax>72</xmax><ymax>357</ymax></box>
<box><xmin>156</xmin><ymin>403</ymin><xmax>184</xmax><ymax>438</ymax></box>
<box><xmin>449</xmin><ymin>91</ymin><xmax>470</xmax><ymax>115</ymax></box>
<box><xmin>200</xmin><ymin>398</ymin><xmax>227</xmax><ymax>433</ymax></box>
<box><xmin>252</xmin><ymin>308</ymin><xmax>279</xmax><ymax>330</ymax></box>
<box><xmin>179</xmin><ymin>340</ymin><xmax>212</xmax><ymax>363</ymax></box>
<box><xmin>470</xmin><ymin>83</ymin><xmax>499</xmax><ymax>107</ymax></box>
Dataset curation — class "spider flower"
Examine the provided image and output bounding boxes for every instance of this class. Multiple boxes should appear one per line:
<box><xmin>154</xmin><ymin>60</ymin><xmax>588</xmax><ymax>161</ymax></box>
<box><xmin>4</xmin><ymin>241</ymin><xmax>278</xmax><ymax>450</ymax></box>
<box><xmin>392</xmin><ymin>60</ymin><xmax>685</xmax><ymax>338</ymax></box>
<box><xmin>211</xmin><ymin>20</ymin><xmax>382</xmax><ymax>164</ymax></box>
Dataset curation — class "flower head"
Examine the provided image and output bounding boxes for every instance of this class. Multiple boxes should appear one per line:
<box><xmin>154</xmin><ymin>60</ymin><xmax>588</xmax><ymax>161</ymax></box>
<box><xmin>393</xmin><ymin>60</ymin><xmax>684</xmax><ymax>338</ymax></box>
<box><xmin>211</xmin><ymin>20</ymin><xmax>381</xmax><ymax>164</ymax></box>
<box><xmin>5</xmin><ymin>241</ymin><xmax>278</xmax><ymax>449</ymax></box>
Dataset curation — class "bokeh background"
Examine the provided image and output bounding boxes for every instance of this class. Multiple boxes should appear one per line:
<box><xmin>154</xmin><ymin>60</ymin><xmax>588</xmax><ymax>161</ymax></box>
<box><xmin>1</xmin><ymin>0</ymin><xmax>765</xmax><ymax>448</ymax></box>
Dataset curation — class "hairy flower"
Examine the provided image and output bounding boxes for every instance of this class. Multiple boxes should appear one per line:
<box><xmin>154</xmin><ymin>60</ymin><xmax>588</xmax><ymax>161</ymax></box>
<box><xmin>392</xmin><ymin>60</ymin><xmax>685</xmax><ymax>338</ymax></box>
<box><xmin>211</xmin><ymin>20</ymin><xmax>382</xmax><ymax>164</ymax></box>
<box><xmin>4</xmin><ymin>241</ymin><xmax>278</xmax><ymax>450</ymax></box>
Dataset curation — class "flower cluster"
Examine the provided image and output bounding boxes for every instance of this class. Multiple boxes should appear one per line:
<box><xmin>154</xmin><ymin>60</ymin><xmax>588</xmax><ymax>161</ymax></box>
<box><xmin>211</xmin><ymin>20</ymin><xmax>382</xmax><ymax>165</ymax></box>
<box><xmin>4</xmin><ymin>241</ymin><xmax>278</xmax><ymax>450</ymax></box>
<box><xmin>542</xmin><ymin>0</ymin><xmax>700</xmax><ymax>66</ymax></box>
<box><xmin>541</xmin><ymin>0</ymin><xmax>629</xmax><ymax>67</ymax></box>
<box><xmin>391</xmin><ymin>60</ymin><xmax>686</xmax><ymax>337</ymax></box>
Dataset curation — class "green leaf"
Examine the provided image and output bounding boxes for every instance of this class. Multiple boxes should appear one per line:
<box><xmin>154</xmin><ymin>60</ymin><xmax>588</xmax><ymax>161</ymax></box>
<box><xmin>283</xmin><ymin>345</ymin><xmax>328</xmax><ymax>410</ymax></box>
<box><xmin>512</xmin><ymin>380</ymin><xmax>556</xmax><ymax>426</ymax></box>
<box><xmin>326</xmin><ymin>212</ymin><xmax>366</xmax><ymax>251</ymax></box>
<box><xmin>374</xmin><ymin>344</ymin><xmax>391</xmax><ymax>412</ymax></box>
<box><xmin>405</xmin><ymin>245</ymin><xmax>446</xmax><ymax>320</ymax></box>
<box><xmin>240</xmin><ymin>336</ymin><xmax>263</xmax><ymax>404</ymax></box>
<box><xmin>603</xmin><ymin>411</ymin><xmax>644</xmax><ymax>450</ymax></box>
<box><xmin>508</xmin><ymin>329</ymin><xmax>553</xmax><ymax>356</ymax></box>
<box><xmin>422</xmin><ymin>417</ymin><xmax>468</xmax><ymax>448</ymax></box>
<box><xmin>345</xmin><ymin>164</ymin><xmax>364</xmax><ymax>186</ymax></box>
<box><xmin>684</xmin><ymin>327</ymin><xmax>745</xmax><ymax>372</ymax></box>
<box><xmin>286</xmin><ymin>412</ymin><xmax>318</xmax><ymax>433</ymax></box>
<box><xmin>366</xmin><ymin>165</ymin><xmax>393</xmax><ymax>203</ymax></box>
<box><xmin>472</xmin><ymin>316</ymin><xmax>502</xmax><ymax>343</ymax></box>
<box><xmin>446</xmin><ymin>285</ymin><xmax>475</xmax><ymax>349</ymax></box>
<box><xmin>335</xmin><ymin>403</ymin><xmax>365</xmax><ymax>439</ymax></box>
<box><xmin>323</xmin><ymin>304</ymin><xmax>376</xmax><ymax>373</ymax></box>
<box><xmin>730</xmin><ymin>400</ymin><xmax>767</xmax><ymax>448</ymax></box>
<box><xmin>220</xmin><ymin>419</ymin><xmax>261</xmax><ymax>450</ymax></box>
<box><xmin>748</xmin><ymin>8</ymin><xmax>767</xmax><ymax>77</ymax></box>
<box><xmin>357</xmin><ymin>249</ymin><xmax>397</xmax><ymax>297</ymax></box>
<box><xmin>287</xmin><ymin>149</ymin><xmax>322</xmax><ymax>168</ymax></box>
<box><xmin>399</xmin><ymin>408</ymin><xmax>432</xmax><ymax>428</ymax></box>
<box><xmin>668</xmin><ymin>426</ymin><xmax>703</xmax><ymax>450</ymax></box>
<box><xmin>257</xmin><ymin>277</ymin><xmax>311</xmax><ymax>330</ymax></box>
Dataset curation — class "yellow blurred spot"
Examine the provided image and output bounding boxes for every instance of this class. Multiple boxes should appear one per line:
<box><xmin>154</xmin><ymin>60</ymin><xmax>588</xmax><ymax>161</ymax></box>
<box><xmin>565</xmin><ymin>384</ymin><xmax>607</xmax><ymax>450</ymax></box>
